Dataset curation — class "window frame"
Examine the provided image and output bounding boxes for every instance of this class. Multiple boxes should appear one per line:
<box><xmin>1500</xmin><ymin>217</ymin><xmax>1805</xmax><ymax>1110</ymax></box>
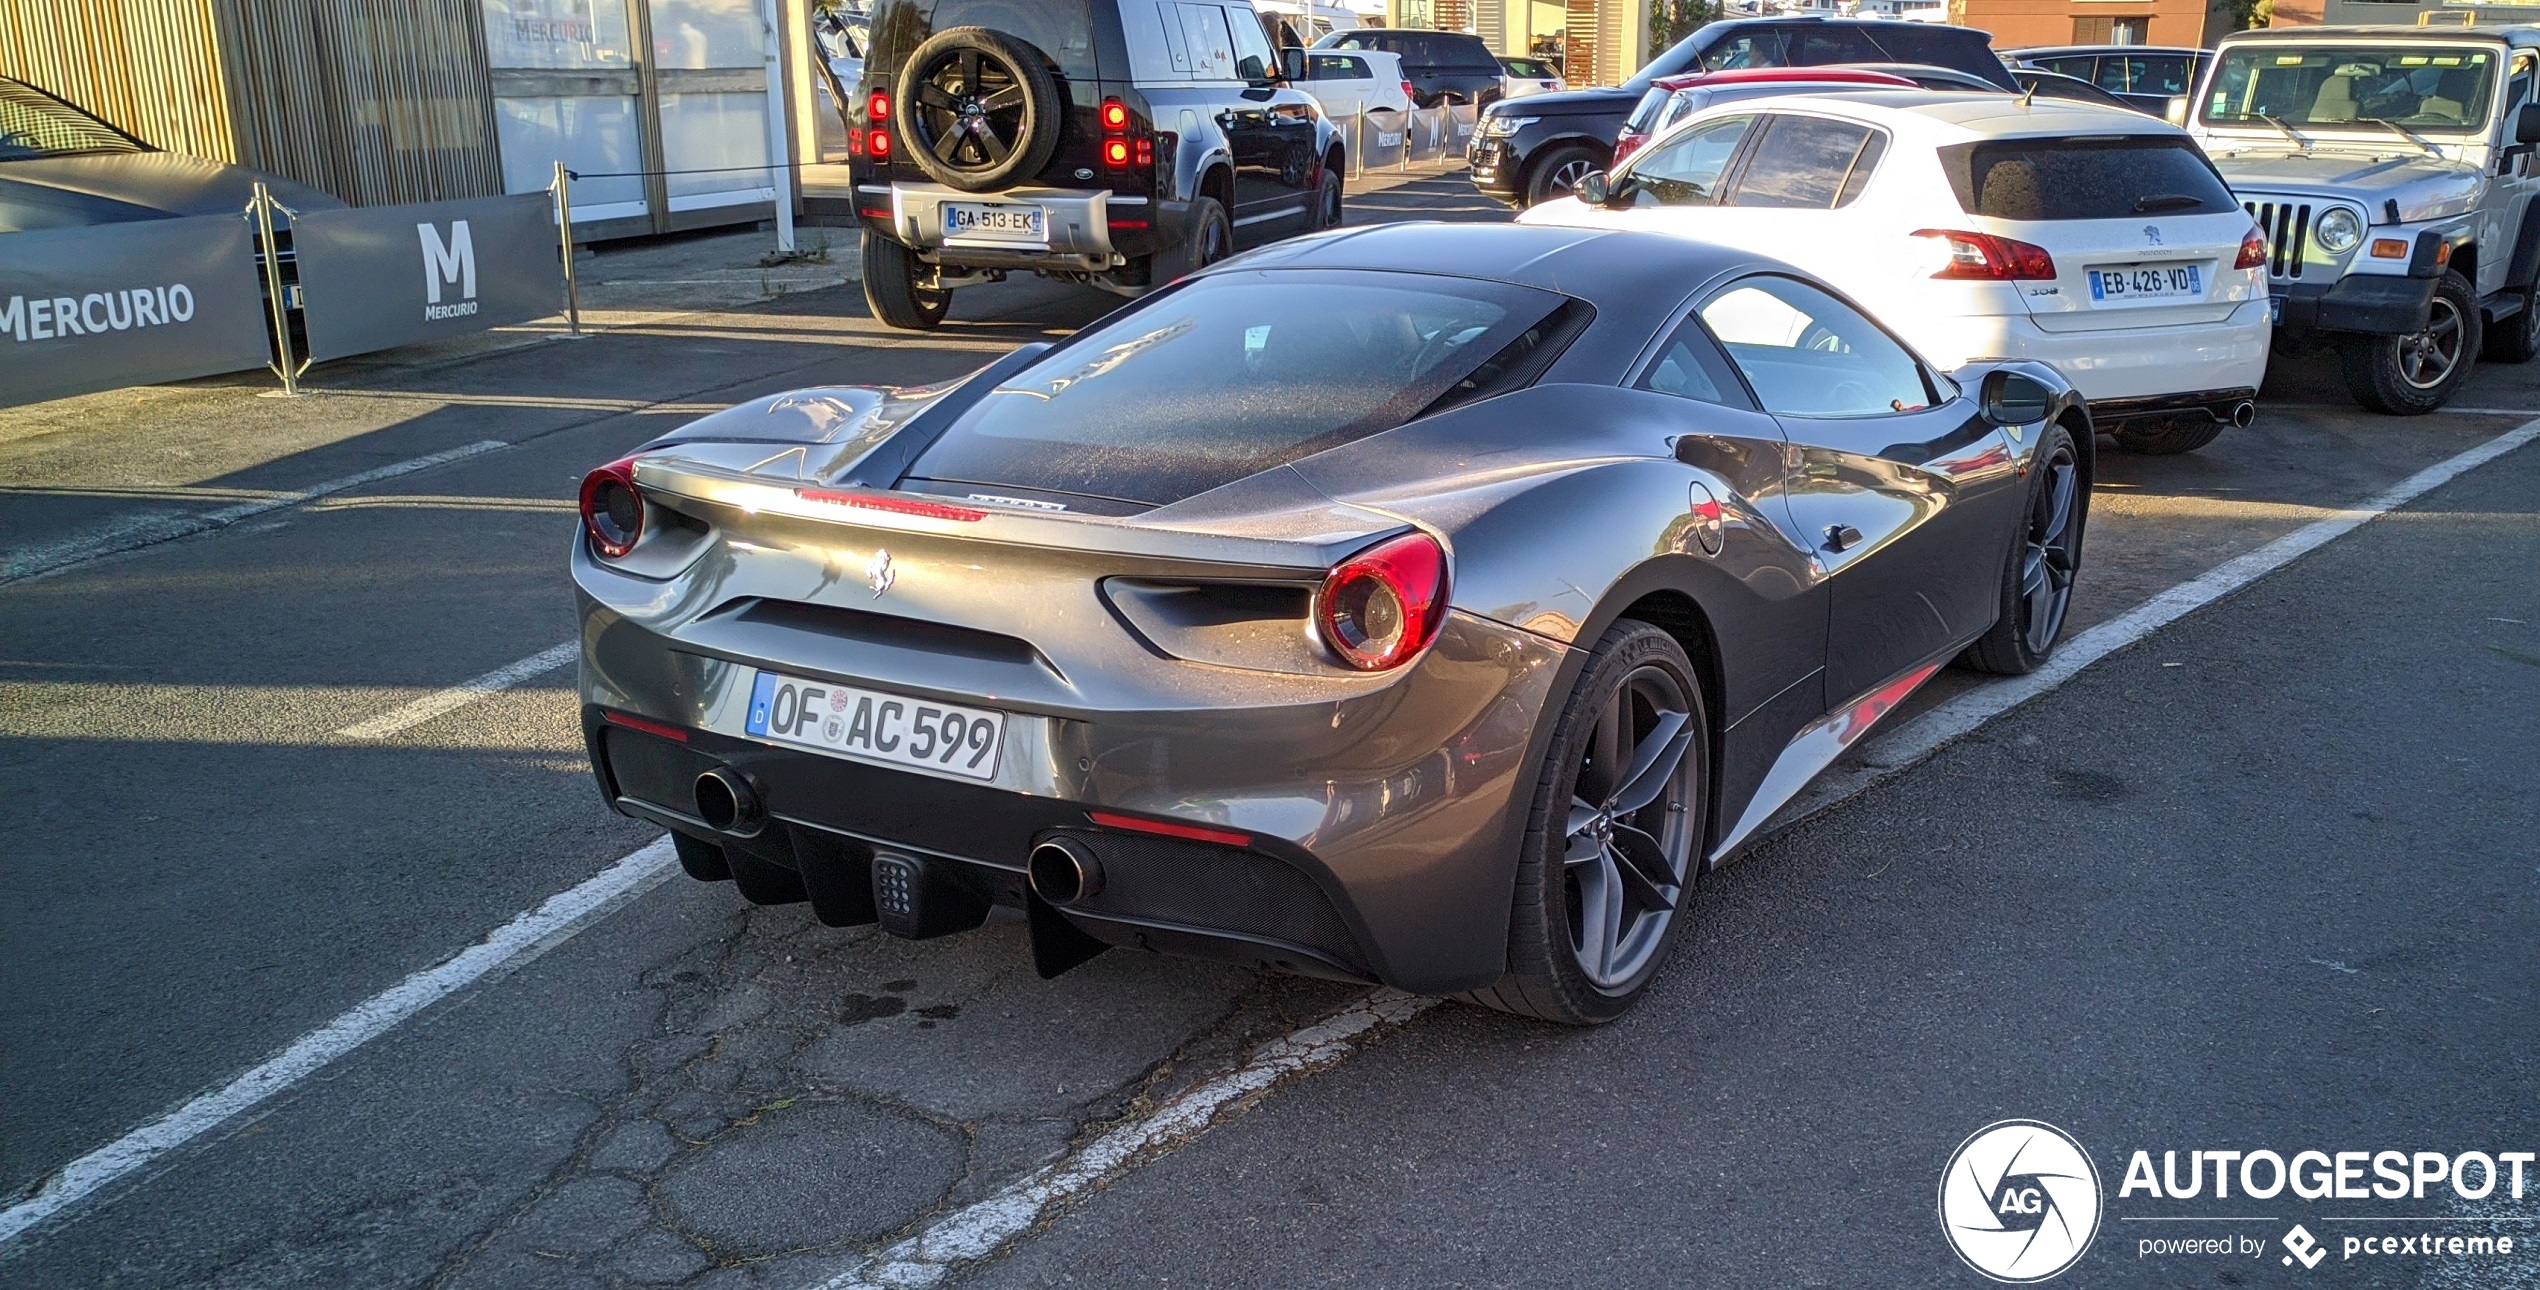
<box><xmin>1619</xmin><ymin>111</ymin><xmax>1763</xmax><ymax>207</ymax></box>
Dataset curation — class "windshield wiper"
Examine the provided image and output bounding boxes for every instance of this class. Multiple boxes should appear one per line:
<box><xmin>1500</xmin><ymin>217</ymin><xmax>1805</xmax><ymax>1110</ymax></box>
<box><xmin>2255</xmin><ymin>113</ymin><xmax>2310</xmax><ymax>149</ymax></box>
<box><xmin>2134</xmin><ymin>193</ymin><xmax>2204</xmax><ymax>213</ymax></box>
<box><xmin>2358</xmin><ymin>116</ymin><xmax>2438</xmax><ymax>157</ymax></box>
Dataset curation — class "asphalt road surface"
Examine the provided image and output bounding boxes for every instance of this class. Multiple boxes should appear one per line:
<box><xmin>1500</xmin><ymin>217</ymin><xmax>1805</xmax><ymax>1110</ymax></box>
<box><xmin>3</xmin><ymin>168</ymin><xmax>2533</xmax><ymax>1289</ymax></box>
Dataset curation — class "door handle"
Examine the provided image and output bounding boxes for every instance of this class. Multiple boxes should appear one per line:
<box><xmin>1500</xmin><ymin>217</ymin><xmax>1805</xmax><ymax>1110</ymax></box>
<box><xmin>1823</xmin><ymin>524</ymin><xmax>1863</xmax><ymax>553</ymax></box>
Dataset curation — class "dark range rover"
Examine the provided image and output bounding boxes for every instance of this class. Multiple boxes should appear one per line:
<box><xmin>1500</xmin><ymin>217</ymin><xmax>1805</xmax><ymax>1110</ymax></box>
<box><xmin>1468</xmin><ymin>16</ymin><xmax>2014</xmax><ymax>206</ymax></box>
<box><xmin>845</xmin><ymin>0</ymin><xmax>1345</xmax><ymax>329</ymax></box>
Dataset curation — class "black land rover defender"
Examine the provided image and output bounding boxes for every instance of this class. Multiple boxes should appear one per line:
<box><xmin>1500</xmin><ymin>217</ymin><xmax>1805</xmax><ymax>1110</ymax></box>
<box><xmin>847</xmin><ymin>0</ymin><xmax>1347</xmax><ymax>329</ymax></box>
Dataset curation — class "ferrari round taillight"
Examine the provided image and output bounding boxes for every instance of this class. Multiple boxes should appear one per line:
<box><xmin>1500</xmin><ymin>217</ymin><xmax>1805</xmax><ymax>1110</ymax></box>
<box><xmin>580</xmin><ymin>459</ymin><xmax>643</xmax><ymax>559</ymax></box>
<box><xmin>1316</xmin><ymin>532</ymin><xmax>1449</xmax><ymax>672</ymax></box>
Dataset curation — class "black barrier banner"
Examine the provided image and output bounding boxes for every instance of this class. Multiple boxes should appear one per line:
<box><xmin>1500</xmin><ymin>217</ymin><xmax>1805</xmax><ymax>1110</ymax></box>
<box><xmin>0</xmin><ymin>215</ymin><xmax>270</xmax><ymax>409</ymax></box>
<box><xmin>293</xmin><ymin>193</ymin><xmax>559</xmax><ymax>362</ymax></box>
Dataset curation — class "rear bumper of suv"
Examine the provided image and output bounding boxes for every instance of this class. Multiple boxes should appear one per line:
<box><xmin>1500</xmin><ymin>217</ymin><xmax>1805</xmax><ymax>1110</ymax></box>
<box><xmin>872</xmin><ymin>181</ymin><xmax>1149</xmax><ymax>271</ymax></box>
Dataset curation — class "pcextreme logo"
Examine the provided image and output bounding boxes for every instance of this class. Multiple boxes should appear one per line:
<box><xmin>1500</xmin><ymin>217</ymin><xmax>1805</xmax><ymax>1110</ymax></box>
<box><xmin>418</xmin><ymin>219</ymin><xmax>478</xmax><ymax>321</ymax></box>
<box><xmin>1940</xmin><ymin>1120</ymin><xmax>2104</xmax><ymax>1282</ymax></box>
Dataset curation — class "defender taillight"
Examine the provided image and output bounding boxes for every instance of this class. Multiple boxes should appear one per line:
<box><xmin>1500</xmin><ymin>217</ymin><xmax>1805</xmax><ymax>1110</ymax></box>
<box><xmin>1915</xmin><ymin>229</ymin><xmax>2056</xmax><ymax>281</ymax></box>
<box><xmin>1101</xmin><ymin>96</ymin><xmax>1133</xmax><ymax>169</ymax></box>
<box><xmin>1316</xmin><ymin>532</ymin><xmax>1449</xmax><ymax>672</ymax></box>
<box><xmin>580</xmin><ymin>459</ymin><xmax>644</xmax><ymax>558</ymax></box>
<box><xmin>867</xmin><ymin>89</ymin><xmax>890</xmax><ymax>123</ymax></box>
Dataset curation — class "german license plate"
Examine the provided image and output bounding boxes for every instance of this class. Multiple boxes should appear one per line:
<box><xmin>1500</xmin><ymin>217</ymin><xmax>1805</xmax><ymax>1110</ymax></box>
<box><xmin>745</xmin><ymin>671</ymin><xmax>1005</xmax><ymax>781</ymax></box>
<box><xmin>2088</xmin><ymin>262</ymin><xmax>2204</xmax><ymax>304</ymax></box>
<box><xmin>942</xmin><ymin>202</ymin><xmax>1046</xmax><ymax>244</ymax></box>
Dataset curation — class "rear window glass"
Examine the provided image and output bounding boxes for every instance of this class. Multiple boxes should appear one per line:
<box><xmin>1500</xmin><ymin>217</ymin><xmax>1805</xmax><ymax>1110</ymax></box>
<box><xmin>910</xmin><ymin>270</ymin><xmax>1577</xmax><ymax>506</ymax></box>
<box><xmin>868</xmin><ymin>0</ymin><xmax>1100</xmax><ymax>79</ymax></box>
<box><xmin>0</xmin><ymin>79</ymin><xmax>143</xmax><ymax>160</ymax></box>
<box><xmin>1939</xmin><ymin>136</ymin><xmax>2238</xmax><ymax>220</ymax></box>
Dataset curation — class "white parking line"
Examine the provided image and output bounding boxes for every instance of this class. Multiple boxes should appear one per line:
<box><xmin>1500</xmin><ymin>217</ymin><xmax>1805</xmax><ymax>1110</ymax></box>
<box><xmin>817</xmin><ymin>991</ymin><xmax>1438</xmax><ymax>1290</ymax></box>
<box><xmin>0</xmin><ymin>440</ymin><xmax>509</xmax><ymax>586</ymax></box>
<box><xmin>335</xmin><ymin>642</ymin><xmax>578</xmax><ymax>739</ymax></box>
<box><xmin>0</xmin><ymin>836</ymin><xmax>679</xmax><ymax>1248</ymax></box>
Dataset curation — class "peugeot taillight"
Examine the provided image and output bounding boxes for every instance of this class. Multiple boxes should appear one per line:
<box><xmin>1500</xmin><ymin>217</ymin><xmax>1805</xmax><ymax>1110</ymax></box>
<box><xmin>1914</xmin><ymin>229</ymin><xmax>2056</xmax><ymax>281</ymax></box>
<box><xmin>1316</xmin><ymin>532</ymin><xmax>1449</xmax><ymax>672</ymax></box>
<box><xmin>2235</xmin><ymin>227</ymin><xmax>2268</xmax><ymax>270</ymax></box>
<box><xmin>579</xmin><ymin>459</ymin><xmax>644</xmax><ymax>558</ymax></box>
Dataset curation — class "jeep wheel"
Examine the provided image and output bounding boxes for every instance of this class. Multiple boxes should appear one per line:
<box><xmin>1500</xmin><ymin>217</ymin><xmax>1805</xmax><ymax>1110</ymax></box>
<box><xmin>895</xmin><ymin>27</ymin><xmax>1063</xmax><ymax>193</ymax></box>
<box><xmin>2339</xmin><ymin>268</ymin><xmax>2479</xmax><ymax>414</ymax></box>
<box><xmin>862</xmin><ymin>235</ymin><xmax>950</xmax><ymax>331</ymax></box>
<box><xmin>1525</xmin><ymin>145</ymin><xmax>1600</xmax><ymax>207</ymax></box>
<box><xmin>2484</xmin><ymin>291</ymin><xmax>2540</xmax><ymax>363</ymax></box>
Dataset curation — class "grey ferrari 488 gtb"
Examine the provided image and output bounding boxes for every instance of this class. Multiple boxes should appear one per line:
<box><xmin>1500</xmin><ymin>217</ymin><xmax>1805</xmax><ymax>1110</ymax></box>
<box><xmin>574</xmin><ymin>223</ymin><xmax>2089</xmax><ymax>1024</ymax></box>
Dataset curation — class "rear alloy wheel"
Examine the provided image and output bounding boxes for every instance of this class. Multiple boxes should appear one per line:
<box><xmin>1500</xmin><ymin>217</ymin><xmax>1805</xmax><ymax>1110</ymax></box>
<box><xmin>1466</xmin><ymin>621</ymin><xmax>1708</xmax><ymax>1025</ymax></box>
<box><xmin>1525</xmin><ymin>145</ymin><xmax>1600</xmax><ymax>207</ymax></box>
<box><xmin>862</xmin><ymin>234</ymin><xmax>950</xmax><ymax>331</ymax></box>
<box><xmin>1962</xmin><ymin>423</ymin><xmax>2085</xmax><ymax>676</ymax></box>
<box><xmin>894</xmin><ymin>27</ymin><xmax>1063</xmax><ymax>193</ymax></box>
<box><xmin>1316</xmin><ymin>163</ymin><xmax>1344</xmax><ymax>229</ymax></box>
<box><xmin>1155</xmin><ymin>196</ymin><xmax>1231</xmax><ymax>284</ymax></box>
<box><xmin>2340</xmin><ymin>268</ymin><xmax>2479</xmax><ymax>414</ymax></box>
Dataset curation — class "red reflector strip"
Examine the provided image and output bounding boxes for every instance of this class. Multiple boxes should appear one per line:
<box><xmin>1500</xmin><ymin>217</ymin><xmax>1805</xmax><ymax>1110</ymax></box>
<box><xmin>1109</xmin><ymin>218</ymin><xmax>1150</xmax><ymax>230</ymax></box>
<box><xmin>1086</xmin><ymin>810</ymin><xmax>1251</xmax><ymax>847</ymax></box>
<box><xmin>795</xmin><ymin>488</ymin><xmax>988</xmax><ymax>521</ymax></box>
<box><xmin>604</xmin><ymin>711</ymin><xmax>689</xmax><ymax>743</ymax></box>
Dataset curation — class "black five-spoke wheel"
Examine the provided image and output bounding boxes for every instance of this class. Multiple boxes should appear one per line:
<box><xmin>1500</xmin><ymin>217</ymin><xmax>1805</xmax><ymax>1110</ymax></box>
<box><xmin>2018</xmin><ymin>440</ymin><xmax>2079</xmax><ymax>657</ymax></box>
<box><xmin>893</xmin><ymin>28</ymin><xmax>1061</xmax><ymax>192</ymax></box>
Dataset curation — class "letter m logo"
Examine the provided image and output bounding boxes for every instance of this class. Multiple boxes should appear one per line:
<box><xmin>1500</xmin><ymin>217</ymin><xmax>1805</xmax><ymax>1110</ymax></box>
<box><xmin>418</xmin><ymin>220</ymin><xmax>476</xmax><ymax>304</ymax></box>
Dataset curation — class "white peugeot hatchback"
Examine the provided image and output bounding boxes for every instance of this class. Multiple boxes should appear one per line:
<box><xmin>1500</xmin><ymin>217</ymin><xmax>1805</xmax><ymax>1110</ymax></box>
<box><xmin>1521</xmin><ymin>92</ymin><xmax>2272</xmax><ymax>454</ymax></box>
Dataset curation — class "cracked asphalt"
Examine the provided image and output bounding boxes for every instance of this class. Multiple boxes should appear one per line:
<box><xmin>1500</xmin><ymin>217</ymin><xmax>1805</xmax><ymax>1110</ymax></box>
<box><xmin>3</xmin><ymin>168</ymin><xmax>2534</xmax><ymax>1288</ymax></box>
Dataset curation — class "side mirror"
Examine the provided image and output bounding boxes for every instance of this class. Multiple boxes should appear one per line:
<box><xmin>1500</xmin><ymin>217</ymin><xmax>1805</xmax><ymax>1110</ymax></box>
<box><xmin>1576</xmin><ymin>170</ymin><xmax>1613</xmax><ymax>205</ymax></box>
<box><xmin>2164</xmin><ymin>95</ymin><xmax>2190</xmax><ymax>126</ymax></box>
<box><xmin>1980</xmin><ymin>369</ymin><xmax>2053</xmax><ymax>427</ymax></box>
<box><xmin>1280</xmin><ymin>46</ymin><xmax>1308</xmax><ymax>82</ymax></box>
<box><xmin>2516</xmin><ymin>101</ymin><xmax>2540</xmax><ymax>145</ymax></box>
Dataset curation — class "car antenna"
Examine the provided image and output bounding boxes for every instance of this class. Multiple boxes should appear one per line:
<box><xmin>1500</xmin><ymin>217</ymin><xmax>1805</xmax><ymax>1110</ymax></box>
<box><xmin>2018</xmin><ymin>84</ymin><xmax>2036</xmax><ymax>108</ymax></box>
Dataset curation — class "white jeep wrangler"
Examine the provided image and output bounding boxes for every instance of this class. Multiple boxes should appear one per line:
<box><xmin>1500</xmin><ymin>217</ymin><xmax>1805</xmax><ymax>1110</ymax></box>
<box><xmin>2187</xmin><ymin>25</ymin><xmax>2540</xmax><ymax>413</ymax></box>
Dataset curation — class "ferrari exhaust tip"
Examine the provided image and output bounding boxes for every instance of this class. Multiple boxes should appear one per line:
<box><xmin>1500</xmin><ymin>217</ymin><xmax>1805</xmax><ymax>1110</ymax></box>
<box><xmin>693</xmin><ymin>768</ymin><xmax>764</xmax><ymax>837</ymax></box>
<box><xmin>1028</xmin><ymin>837</ymin><xmax>1103</xmax><ymax>906</ymax></box>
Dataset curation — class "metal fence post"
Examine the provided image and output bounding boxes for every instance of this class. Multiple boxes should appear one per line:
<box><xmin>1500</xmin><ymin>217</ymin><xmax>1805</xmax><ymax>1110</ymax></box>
<box><xmin>553</xmin><ymin>161</ymin><xmax>586</xmax><ymax>337</ymax></box>
<box><xmin>249</xmin><ymin>181</ymin><xmax>304</xmax><ymax>396</ymax></box>
<box><xmin>1353</xmin><ymin>99</ymin><xmax>1364</xmax><ymax>180</ymax></box>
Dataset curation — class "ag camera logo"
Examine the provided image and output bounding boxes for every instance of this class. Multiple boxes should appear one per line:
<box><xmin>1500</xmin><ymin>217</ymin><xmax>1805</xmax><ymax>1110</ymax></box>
<box><xmin>1940</xmin><ymin>1120</ymin><xmax>2103</xmax><ymax>1282</ymax></box>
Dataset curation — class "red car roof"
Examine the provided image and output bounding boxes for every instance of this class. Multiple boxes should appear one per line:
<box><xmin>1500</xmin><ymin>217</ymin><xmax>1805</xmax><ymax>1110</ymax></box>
<box><xmin>1650</xmin><ymin>67</ymin><xmax>1918</xmax><ymax>93</ymax></box>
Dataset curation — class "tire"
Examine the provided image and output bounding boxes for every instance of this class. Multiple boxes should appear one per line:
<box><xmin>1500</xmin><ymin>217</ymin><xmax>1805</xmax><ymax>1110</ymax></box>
<box><xmin>1961</xmin><ymin>423</ymin><xmax>2087</xmax><ymax>676</ymax></box>
<box><xmin>2338</xmin><ymin>268</ymin><xmax>2480</xmax><ymax>414</ymax></box>
<box><xmin>894</xmin><ymin>27</ymin><xmax>1064</xmax><ymax>193</ymax></box>
<box><xmin>862</xmin><ymin>234</ymin><xmax>949</xmax><ymax>331</ymax></box>
<box><xmin>1463</xmin><ymin>621</ymin><xmax>1710</xmax><ymax>1026</ymax></box>
<box><xmin>2484</xmin><ymin>289</ymin><xmax>2540</xmax><ymax>363</ymax></box>
<box><xmin>2109</xmin><ymin>413</ymin><xmax>2224</xmax><ymax>456</ymax></box>
<box><xmin>1313</xmin><ymin>164</ymin><xmax>1344</xmax><ymax>230</ymax></box>
<box><xmin>1524</xmin><ymin>144</ymin><xmax>1601</xmax><ymax>207</ymax></box>
<box><xmin>1154</xmin><ymin>196</ymin><xmax>1231</xmax><ymax>284</ymax></box>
